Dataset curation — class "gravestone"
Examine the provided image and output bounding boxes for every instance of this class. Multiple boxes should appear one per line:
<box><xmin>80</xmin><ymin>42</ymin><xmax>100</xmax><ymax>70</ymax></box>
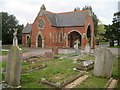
<box><xmin>85</xmin><ymin>43</ymin><xmax>91</xmax><ymax>54</ymax></box>
<box><xmin>5</xmin><ymin>29</ymin><xmax>22</xmax><ymax>86</ymax></box>
<box><xmin>76</xmin><ymin>60</ymin><xmax>94</xmax><ymax>71</ymax></box>
<box><xmin>52</xmin><ymin>47</ymin><xmax>58</xmax><ymax>54</ymax></box>
<box><xmin>93</xmin><ymin>48</ymin><xmax>113</xmax><ymax>78</ymax></box>
<box><xmin>44</xmin><ymin>52</ymin><xmax>54</xmax><ymax>59</ymax></box>
<box><xmin>74</xmin><ymin>39</ymin><xmax>81</xmax><ymax>54</ymax></box>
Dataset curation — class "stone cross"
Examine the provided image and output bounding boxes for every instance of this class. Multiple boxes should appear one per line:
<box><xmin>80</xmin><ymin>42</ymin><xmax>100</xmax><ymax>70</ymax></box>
<box><xmin>5</xmin><ymin>29</ymin><xmax>22</xmax><ymax>86</ymax></box>
<box><xmin>75</xmin><ymin>39</ymin><xmax>79</xmax><ymax>49</ymax></box>
<box><xmin>85</xmin><ymin>43</ymin><xmax>91</xmax><ymax>54</ymax></box>
<box><xmin>93</xmin><ymin>48</ymin><xmax>113</xmax><ymax>78</ymax></box>
<box><xmin>74</xmin><ymin>39</ymin><xmax>80</xmax><ymax>54</ymax></box>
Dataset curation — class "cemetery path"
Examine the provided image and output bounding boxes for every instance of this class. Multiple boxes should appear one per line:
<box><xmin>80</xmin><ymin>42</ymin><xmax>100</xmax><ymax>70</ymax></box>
<box><xmin>0</xmin><ymin>47</ymin><xmax>119</xmax><ymax>62</ymax></box>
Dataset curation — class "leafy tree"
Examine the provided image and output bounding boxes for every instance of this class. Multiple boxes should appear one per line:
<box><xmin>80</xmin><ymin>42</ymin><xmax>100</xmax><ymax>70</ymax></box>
<box><xmin>112</xmin><ymin>11</ymin><xmax>120</xmax><ymax>45</ymax></box>
<box><xmin>82</xmin><ymin>6</ymin><xmax>99</xmax><ymax>36</ymax></box>
<box><xmin>74</xmin><ymin>7</ymin><xmax>80</xmax><ymax>11</ymax></box>
<box><xmin>105</xmin><ymin>11</ymin><xmax>120</xmax><ymax>46</ymax></box>
<box><xmin>2</xmin><ymin>12</ymin><xmax>23</xmax><ymax>44</ymax></box>
<box><xmin>96</xmin><ymin>20</ymin><xmax>106</xmax><ymax>41</ymax></box>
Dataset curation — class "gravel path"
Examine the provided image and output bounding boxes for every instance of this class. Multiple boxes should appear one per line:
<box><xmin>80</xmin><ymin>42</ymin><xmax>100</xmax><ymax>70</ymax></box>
<box><xmin>0</xmin><ymin>47</ymin><xmax>119</xmax><ymax>62</ymax></box>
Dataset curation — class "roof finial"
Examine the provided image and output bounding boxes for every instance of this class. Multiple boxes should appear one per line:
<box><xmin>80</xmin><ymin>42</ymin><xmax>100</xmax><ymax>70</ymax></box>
<box><xmin>40</xmin><ymin>4</ymin><xmax>46</xmax><ymax>11</ymax></box>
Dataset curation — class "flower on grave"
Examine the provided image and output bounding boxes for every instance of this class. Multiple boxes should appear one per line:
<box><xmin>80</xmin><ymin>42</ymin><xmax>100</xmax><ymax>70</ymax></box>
<box><xmin>73</xmin><ymin>60</ymin><xmax>77</xmax><ymax>63</ymax></box>
<box><xmin>41</xmin><ymin>78</ymin><xmax>46</xmax><ymax>82</ymax></box>
<box><xmin>32</xmin><ymin>61</ymin><xmax>35</xmax><ymax>64</ymax></box>
<box><xmin>73</xmin><ymin>68</ymin><xmax>77</xmax><ymax>71</ymax></box>
<box><xmin>56</xmin><ymin>82</ymin><xmax>61</xmax><ymax>87</ymax></box>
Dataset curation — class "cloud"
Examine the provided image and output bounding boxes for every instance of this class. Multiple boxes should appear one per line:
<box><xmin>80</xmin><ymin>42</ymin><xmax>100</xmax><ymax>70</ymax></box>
<box><xmin>0</xmin><ymin>0</ymin><xmax>119</xmax><ymax>25</ymax></box>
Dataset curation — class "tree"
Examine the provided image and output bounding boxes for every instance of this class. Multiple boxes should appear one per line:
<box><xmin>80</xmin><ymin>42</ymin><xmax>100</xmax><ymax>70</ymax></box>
<box><xmin>2</xmin><ymin>12</ymin><xmax>23</xmax><ymax>44</ymax></box>
<box><xmin>112</xmin><ymin>11</ymin><xmax>120</xmax><ymax>45</ymax></box>
<box><xmin>105</xmin><ymin>11</ymin><xmax>120</xmax><ymax>46</ymax></box>
<box><xmin>74</xmin><ymin>7</ymin><xmax>80</xmax><ymax>11</ymax></box>
<box><xmin>82</xmin><ymin>6</ymin><xmax>99</xmax><ymax>36</ymax></box>
<box><xmin>96</xmin><ymin>20</ymin><xmax>106</xmax><ymax>41</ymax></box>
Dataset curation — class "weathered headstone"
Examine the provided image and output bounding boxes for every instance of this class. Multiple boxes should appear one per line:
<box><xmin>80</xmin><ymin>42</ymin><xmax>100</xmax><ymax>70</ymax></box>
<box><xmin>93</xmin><ymin>48</ymin><xmax>113</xmax><ymax>78</ymax></box>
<box><xmin>5</xmin><ymin>29</ymin><xmax>22</xmax><ymax>86</ymax></box>
<box><xmin>74</xmin><ymin>39</ymin><xmax>81</xmax><ymax>54</ymax></box>
<box><xmin>85</xmin><ymin>43</ymin><xmax>91</xmax><ymax>54</ymax></box>
<box><xmin>52</xmin><ymin>47</ymin><xmax>58</xmax><ymax>54</ymax></box>
<box><xmin>44</xmin><ymin>52</ymin><xmax>54</xmax><ymax>59</ymax></box>
<box><xmin>76</xmin><ymin>60</ymin><xmax>94</xmax><ymax>71</ymax></box>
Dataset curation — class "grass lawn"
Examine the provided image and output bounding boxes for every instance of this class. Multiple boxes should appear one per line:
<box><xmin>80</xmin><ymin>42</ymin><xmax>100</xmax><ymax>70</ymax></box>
<box><xmin>21</xmin><ymin>58</ymin><xmax>79</xmax><ymax>88</ymax></box>
<box><xmin>2</xmin><ymin>44</ymin><xmax>22</xmax><ymax>50</ymax></box>
<box><xmin>76</xmin><ymin>55</ymin><xmax>119</xmax><ymax>88</ymax></box>
<box><xmin>0</xmin><ymin>51</ymin><xmax>8</xmax><ymax>56</ymax></box>
<box><xmin>0</xmin><ymin>54</ymin><xmax>119</xmax><ymax>88</ymax></box>
<box><xmin>110</xmin><ymin>45</ymin><xmax>120</xmax><ymax>48</ymax></box>
<box><xmin>99</xmin><ymin>41</ymin><xmax>109</xmax><ymax>45</ymax></box>
<box><xmin>0</xmin><ymin>44</ymin><xmax>28</xmax><ymax>56</ymax></box>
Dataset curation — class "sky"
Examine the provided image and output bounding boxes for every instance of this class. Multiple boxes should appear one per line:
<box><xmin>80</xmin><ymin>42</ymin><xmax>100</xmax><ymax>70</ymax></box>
<box><xmin>0</xmin><ymin>0</ymin><xmax>119</xmax><ymax>26</ymax></box>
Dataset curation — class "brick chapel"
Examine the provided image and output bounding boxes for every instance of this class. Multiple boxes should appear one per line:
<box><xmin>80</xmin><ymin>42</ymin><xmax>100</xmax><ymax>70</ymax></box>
<box><xmin>22</xmin><ymin>5</ymin><xmax>95</xmax><ymax>49</ymax></box>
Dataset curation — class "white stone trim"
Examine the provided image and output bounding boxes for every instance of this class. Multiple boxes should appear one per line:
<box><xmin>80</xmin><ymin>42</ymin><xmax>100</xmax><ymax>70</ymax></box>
<box><xmin>53</xmin><ymin>32</ymin><xmax>57</xmax><ymax>43</ymax></box>
<box><xmin>36</xmin><ymin>31</ymin><xmax>44</xmax><ymax>48</ymax></box>
<box><xmin>86</xmin><ymin>24</ymin><xmax>93</xmax><ymax>47</ymax></box>
<box><xmin>37</xmin><ymin>18</ymin><xmax>45</xmax><ymax>30</ymax></box>
<box><xmin>26</xmin><ymin>34</ymin><xmax>30</xmax><ymax>44</ymax></box>
<box><xmin>59</xmin><ymin>32</ymin><xmax>63</xmax><ymax>43</ymax></box>
<box><xmin>67</xmin><ymin>30</ymin><xmax>82</xmax><ymax>47</ymax></box>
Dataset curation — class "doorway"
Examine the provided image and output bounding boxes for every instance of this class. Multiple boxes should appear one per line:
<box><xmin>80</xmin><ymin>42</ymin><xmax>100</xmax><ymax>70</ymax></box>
<box><xmin>38</xmin><ymin>35</ymin><xmax>42</xmax><ymax>47</ymax></box>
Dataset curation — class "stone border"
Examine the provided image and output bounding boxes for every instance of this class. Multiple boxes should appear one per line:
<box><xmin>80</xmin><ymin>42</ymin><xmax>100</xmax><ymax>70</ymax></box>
<box><xmin>105</xmin><ymin>77</ymin><xmax>118</xmax><ymax>88</ymax></box>
<box><xmin>41</xmin><ymin>72</ymin><xmax>87</xmax><ymax>88</ymax></box>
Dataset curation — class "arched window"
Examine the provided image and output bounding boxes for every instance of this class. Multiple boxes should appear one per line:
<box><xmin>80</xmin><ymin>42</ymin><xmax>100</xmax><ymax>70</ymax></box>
<box><xmin>26</xmin><ymin>35</ymin><xmax>31</xmax><ymax>47</ymax></box>
<box><xmin>54</xmin><ymin>32</ymin><xmax>57</xmax><ymax>43</ymax></box>
<box><xmin>59</xmin><ymin>32</ymin><xmax>63</xmax><ymax>43</ymax></box>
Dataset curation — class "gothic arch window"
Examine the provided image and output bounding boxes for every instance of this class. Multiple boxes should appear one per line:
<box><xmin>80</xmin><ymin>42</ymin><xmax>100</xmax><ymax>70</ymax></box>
<box><xmin>38</xmin><ymin>19</ymin><xmax>45</xmax><ymax>29</ymax></box>
<box><xmin>26</xmin><ymin>35</ymin><xmax>31</xmax><ymax>47</ymax></box>
<box><xmin>54</xmin><ymin>32</ymin><xmax>57</xmax><ymax>43</ymax></box>
<box><xmin>59</xmin><ymin>32</ymin><xmax>63</xmax><ymax>43</ymax></box>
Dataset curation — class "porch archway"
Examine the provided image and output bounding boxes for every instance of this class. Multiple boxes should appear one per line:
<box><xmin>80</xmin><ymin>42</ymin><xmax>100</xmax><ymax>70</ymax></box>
<box><xmin>68</xmin><ymin>31</ymin><xmax>82</xmax><ymax>48</ymax></box>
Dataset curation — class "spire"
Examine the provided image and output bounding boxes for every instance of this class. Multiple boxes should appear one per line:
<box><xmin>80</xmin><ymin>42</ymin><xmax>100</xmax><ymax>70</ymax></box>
<box><xmin>40</xmin><ymin>4</ymin><xmax>46</xmax><ymax>11</ymax></box>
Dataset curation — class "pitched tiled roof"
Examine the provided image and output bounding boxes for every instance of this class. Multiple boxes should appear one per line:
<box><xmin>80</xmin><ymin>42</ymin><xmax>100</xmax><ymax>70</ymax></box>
<box><xmin>22</xmin><ymin>23</ymin><xmax>32</xmax><ymax>34</ymax></box>
<box><xmin>39</xmin><ymin>10</ymin><xmax>90</xmax><ymax>27</ymax></box>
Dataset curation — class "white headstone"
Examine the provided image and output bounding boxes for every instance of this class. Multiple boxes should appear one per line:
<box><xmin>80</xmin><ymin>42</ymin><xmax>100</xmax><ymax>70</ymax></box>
<box><xmin>85</xmin><ymin>43</ymin><xmax>91</xmax><ymax>53</ymax></box>
<box><xmin>74</xmin><ymin>39</ymin><xmax>81</xmax><ymax>54</ymax></box>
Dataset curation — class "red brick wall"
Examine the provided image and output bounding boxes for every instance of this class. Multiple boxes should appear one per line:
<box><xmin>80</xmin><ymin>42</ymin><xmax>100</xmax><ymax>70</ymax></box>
<box><xmin>23</xmin><ymin>12</ymin><xmax>95</xmax><ymax>49</ymax></box>
<box><xmin>22</xmin><ymin>34</ymin><xmax>26</xmax><ymax>46</ymax></box>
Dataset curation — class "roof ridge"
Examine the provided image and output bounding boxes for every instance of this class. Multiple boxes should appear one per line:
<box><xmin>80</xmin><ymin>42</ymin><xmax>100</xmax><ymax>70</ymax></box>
<box><xmin>45</xmin><ymin>10</ymin><xmax>89</xmax><ymax>15</ymax></box>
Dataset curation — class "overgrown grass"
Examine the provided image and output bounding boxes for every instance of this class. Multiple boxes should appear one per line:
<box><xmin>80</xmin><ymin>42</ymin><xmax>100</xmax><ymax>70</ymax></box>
<box><xmin>79</xmin><ymin>54</ymin><xmax>95</xmax><ymax>60</ymax></box>
<box><xmin>0</xmin><ymin>54</ymin><xmax>119</xmax><ymax>88</ymax></box>
<box><xmin>112</xmin><ymin>56</ymin><xmax>120</xmax><ymax>78</ymax></box>
<box><xmin>2</xmin><ymin>44</ymin><xmax>22</xmax><ymax>50</ymax></box>
<box><xmin>99</xmin><ymin>41</ymin><xmax>108</xmax><ymax>45</ymax></box>
<box><xmin>76</xmin><ymin>75</ymin><xmax>108</xmax><ymax>88</ymax></box>
<box><xmin>110</xmin><ymin>45</ymin><xmax>120</xmax><ymax>48</ymax></box>
<box><xmin>76</xmin><ymin>55</ymin><xmax>119</xmax><ymax>88</ymax></box>
<box><xmin>0</xmin><ymin>51</ymin><xmax>8</xmax><ymax>56</ymax></box>
<box><xmin>20</xmin><ymin>58</ymin><xmax>79</xmax><ymax>88</ymax></box>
